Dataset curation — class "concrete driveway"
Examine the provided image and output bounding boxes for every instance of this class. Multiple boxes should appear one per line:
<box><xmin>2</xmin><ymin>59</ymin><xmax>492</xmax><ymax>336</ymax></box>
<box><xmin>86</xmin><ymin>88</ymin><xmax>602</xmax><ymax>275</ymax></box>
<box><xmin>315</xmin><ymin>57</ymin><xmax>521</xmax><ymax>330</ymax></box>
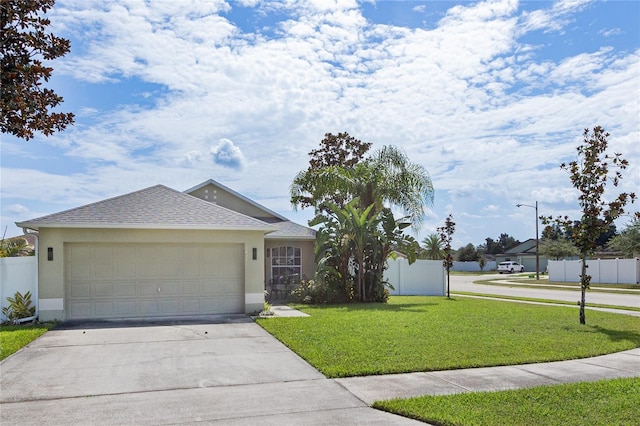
<box><xmin>0</xmin><ymin>316</ymin><xmax>420</xmax><ymax>425</ymax></box>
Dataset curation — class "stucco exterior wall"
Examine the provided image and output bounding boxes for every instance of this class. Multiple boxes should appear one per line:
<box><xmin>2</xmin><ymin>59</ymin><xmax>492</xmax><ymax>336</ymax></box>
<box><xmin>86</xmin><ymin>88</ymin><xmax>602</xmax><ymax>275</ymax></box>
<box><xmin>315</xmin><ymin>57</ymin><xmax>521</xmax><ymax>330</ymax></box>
<box><xmin>188</xmin><ymin>184</ymin><xmax>277</xmax><ymax>219</ymax></box>
<box><xmin>37</xmin><ymin>228</ymin><xmax>265</xmax><ymax>321</ymax></box>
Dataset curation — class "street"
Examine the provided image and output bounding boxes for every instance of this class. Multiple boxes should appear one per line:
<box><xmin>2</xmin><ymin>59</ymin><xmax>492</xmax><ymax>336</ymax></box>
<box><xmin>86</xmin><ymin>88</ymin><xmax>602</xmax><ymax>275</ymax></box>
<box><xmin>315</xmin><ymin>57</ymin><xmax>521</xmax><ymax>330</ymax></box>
<box><xmin>449</xmin><ymin>274</ymin><xmax>640</xmax><ymax>310</ymax></box>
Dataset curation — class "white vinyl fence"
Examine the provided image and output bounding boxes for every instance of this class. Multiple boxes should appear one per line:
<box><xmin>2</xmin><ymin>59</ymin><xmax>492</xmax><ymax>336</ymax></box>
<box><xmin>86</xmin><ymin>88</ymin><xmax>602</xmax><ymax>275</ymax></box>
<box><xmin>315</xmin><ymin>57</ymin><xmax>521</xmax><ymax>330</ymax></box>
<box><xmin>385</xmin><ymin>259</ymin><xmax>445</xmax><ymax>296</ymax></box>
<box><xmin>452</xmin><ymin>261</ymin><xmax>497</xmax><ymax>272</ymax></box>
<box><xmin>548</xmin><ymin>258</ymin><xmax>640</xmax><ymax>285</ymax></box>
<box><xmin>0</xmin><ymin>257</ymin><xmax>38</xmax><ymax>321</ymax></box>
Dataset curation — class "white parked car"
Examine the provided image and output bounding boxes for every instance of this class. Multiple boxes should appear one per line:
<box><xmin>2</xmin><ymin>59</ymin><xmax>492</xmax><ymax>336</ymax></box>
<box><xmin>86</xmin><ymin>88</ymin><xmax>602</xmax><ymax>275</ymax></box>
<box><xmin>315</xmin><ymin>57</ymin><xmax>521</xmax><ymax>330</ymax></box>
<box><xmin>497</xmin><ymin>261</ymin><xmax>524</xmax><ymax>274</ymax></box>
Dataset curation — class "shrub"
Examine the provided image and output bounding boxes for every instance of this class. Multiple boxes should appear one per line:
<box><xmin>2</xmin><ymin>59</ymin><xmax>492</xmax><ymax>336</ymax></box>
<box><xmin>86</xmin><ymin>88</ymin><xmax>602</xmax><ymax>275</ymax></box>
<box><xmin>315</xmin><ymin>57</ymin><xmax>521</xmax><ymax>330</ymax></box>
<box><xmin>2</xmin><ymin>291</ymin><xmax>36</xmax><ymax>324</ymax></box>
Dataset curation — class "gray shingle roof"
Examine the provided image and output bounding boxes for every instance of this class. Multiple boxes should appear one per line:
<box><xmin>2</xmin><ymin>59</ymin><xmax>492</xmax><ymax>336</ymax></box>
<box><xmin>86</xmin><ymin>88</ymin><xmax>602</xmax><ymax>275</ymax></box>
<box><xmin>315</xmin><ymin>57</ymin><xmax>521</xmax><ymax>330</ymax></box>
<box><xmin>266</xmin><ymin>220</ymin><xmax>316</xmax><ymax>240</ymax></box>
<box><xmin>16</xmin><ymin>185</ymin><xmax>276</xmax><ymax>232</ymax></box>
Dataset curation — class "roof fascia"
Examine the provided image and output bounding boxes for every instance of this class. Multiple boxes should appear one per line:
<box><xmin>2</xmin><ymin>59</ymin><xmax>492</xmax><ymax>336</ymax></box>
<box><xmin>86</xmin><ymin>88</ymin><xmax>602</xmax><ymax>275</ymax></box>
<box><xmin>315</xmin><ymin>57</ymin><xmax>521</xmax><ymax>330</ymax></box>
<box><xmin>14</xmin><ymin>222</ymin><xmax>276</xmax><ymax>233</ymax></box>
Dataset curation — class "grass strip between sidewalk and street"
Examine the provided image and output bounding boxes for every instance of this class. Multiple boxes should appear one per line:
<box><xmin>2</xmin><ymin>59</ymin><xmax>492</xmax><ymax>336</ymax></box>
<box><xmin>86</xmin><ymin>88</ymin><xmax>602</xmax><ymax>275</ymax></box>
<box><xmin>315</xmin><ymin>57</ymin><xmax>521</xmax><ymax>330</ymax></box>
<box><xmin>0</xmin><ymin>323</ymin><xmax>56</xmax><ymax>361</ymax></box>
<box><xmin>473</xmin><ymin>278</ymin><xmax>640</xmax><ymax>294</ymax></box>
<box><xmin>452</xmin><ymin>291</ymin><xmax>640</xmax><ymax>312</ymax></box>
<box><xmin>373</xmin><ymin>376</ymin><xmax>640</xmax><ymax>426</ymax></box>
<box><xmin>257</xmin><ymin>296</ymin><xmax>640</xmax><ymax>378</ymax></box>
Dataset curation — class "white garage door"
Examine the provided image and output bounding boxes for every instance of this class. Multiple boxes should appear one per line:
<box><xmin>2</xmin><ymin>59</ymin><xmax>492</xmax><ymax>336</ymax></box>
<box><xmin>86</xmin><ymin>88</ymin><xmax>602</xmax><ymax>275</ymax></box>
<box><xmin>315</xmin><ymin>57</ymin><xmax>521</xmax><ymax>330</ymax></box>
<box><xmin>65</xmin><ymin>243</ymin><xmax>244</xmax><ymax>319</ymax></box>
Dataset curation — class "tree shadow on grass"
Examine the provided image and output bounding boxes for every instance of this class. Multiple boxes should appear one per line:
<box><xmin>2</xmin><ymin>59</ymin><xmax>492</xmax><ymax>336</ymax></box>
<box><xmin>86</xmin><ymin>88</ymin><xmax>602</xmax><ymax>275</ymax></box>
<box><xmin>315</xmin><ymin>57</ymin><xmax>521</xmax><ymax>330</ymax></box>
<box><xmin>319</xmin><ymin>301</ymin><xmax>442</xmax><ymax>313</ymax></box>
<box><xmin>588</xmin><ymin>325</ymin><xmax>640</xmax><ymax>345</ymax></box>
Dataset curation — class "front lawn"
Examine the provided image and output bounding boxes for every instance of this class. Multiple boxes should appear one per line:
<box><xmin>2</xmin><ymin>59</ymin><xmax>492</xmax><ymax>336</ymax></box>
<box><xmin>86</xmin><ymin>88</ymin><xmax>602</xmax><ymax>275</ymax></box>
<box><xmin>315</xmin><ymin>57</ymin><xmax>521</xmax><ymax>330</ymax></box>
<box><xmin>256</xmin><ymin>297</ymin><xmax>640</xmax><ymax>378</ymax></box>
<box><xmin>373</xmin><ymin>377</ymin><xmax>640</xmax><ymax>426</ymax></box>
<box><xmin>0</xmin><ymin>323</ymin><xmax>56</xmax><ymax>361</ymax></box>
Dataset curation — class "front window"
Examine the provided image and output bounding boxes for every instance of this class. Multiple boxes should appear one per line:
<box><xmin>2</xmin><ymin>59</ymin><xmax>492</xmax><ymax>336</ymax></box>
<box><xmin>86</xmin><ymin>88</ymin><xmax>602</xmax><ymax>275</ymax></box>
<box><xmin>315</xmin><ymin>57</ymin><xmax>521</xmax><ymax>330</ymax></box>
<box><xmin>269</xmin><ymin>246</ymin><xmax>301</xmax><ymax>284</ymax></box>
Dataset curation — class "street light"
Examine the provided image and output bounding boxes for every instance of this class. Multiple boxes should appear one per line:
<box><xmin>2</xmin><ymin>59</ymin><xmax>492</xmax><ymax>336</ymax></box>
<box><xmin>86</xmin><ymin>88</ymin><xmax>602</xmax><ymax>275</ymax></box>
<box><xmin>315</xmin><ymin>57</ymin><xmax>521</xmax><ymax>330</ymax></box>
<box><xmin>516</xmin><ymin>201</ymin><xmax>539</xmax><ymax>280</ymax></box>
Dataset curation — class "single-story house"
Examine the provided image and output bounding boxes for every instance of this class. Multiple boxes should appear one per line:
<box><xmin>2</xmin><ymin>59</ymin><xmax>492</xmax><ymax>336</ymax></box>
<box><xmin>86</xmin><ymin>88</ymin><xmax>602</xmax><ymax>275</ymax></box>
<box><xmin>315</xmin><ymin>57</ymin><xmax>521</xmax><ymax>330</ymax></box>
<box><xmin>495</xmin><ymin>239</ymin><xmax>548</xmax><ymax>273</ymax></box>
<box><xmin>16</xmin><ymin>180</ymin><xmax>315</xmax><ymax>322</ymax></box>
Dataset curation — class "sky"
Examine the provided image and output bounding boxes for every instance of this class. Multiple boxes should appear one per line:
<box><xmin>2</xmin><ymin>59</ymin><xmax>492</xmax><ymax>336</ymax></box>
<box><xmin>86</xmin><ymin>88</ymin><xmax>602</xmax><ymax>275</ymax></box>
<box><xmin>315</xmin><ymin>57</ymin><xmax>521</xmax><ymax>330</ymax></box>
<box><xmin>1</xmin><ymin>0</ymin><xmax>639</xmax><ymax>249</ymax></box>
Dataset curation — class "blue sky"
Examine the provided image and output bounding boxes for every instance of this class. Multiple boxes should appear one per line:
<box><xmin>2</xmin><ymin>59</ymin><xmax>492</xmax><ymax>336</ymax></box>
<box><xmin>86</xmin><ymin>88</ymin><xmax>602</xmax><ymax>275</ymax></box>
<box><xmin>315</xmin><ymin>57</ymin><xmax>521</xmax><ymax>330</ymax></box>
<box><xmin>2</xmin><ymin>0</ymin><xmax>639</xmax><ymax>249</ymax></box>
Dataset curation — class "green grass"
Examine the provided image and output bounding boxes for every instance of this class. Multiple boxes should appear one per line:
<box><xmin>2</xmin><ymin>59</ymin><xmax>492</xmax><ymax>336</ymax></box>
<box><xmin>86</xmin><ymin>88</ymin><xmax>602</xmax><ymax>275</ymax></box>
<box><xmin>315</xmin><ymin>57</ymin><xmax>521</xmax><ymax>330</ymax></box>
<box><xmin>373</xmin><ymin>377</ymin><xmax>640</xmax><ymax>426</ymax></box>
<box><xmin>452</xmin><ymin>291</ymin><xmax>640</xmax><ymax>312</ymax></box>
<box><xmin>256</xmin><ymin>297</ymin><xmax>640</xmax><ymax>378</ymax></box>
<box><xmin>0</xmin><ymin>323</ymin><xmax>56</xmax><ymax>360</ymax></box>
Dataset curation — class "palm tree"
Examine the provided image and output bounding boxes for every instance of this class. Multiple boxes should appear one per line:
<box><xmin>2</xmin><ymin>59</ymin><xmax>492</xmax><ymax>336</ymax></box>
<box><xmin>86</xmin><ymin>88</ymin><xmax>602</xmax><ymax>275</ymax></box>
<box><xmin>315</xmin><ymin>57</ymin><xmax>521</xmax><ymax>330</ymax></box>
<box><xmin>0</xmin><ymin>238</ymin><xmax>33</xmax><ymax>257</ymax></box>
<box><xmin>291</xmin><ymin>145</ymin><xmax>434</xmax><ymax>228</ymax></box>
<box><xmin>422</xmin><ymin>233</ymin><xmax>443</xmax><ymax>260</ymax></box>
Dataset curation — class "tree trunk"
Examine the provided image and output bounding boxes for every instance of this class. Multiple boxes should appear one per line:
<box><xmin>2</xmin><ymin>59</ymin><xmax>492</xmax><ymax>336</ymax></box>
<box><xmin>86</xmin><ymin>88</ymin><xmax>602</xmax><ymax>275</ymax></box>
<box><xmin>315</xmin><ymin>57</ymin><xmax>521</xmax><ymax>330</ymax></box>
<box><xmin>580</xmin><ymin>259</ymin><xmax>587</xmax><ymax>325</ymax></box>
<box><xmin>358</xmin><ymin>258</ymin><xmax>365</xmax><ymax>302</ymax></box>
<box><xmin>446</xmin><ymin>268</ymin><xmax>450</xmax><ymax>298</ymax></box>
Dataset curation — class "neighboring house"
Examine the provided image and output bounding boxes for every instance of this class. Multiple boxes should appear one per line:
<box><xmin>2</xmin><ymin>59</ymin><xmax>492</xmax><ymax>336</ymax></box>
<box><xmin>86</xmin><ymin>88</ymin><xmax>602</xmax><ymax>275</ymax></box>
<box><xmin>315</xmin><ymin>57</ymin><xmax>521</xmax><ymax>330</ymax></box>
<box><xmin>15</xmin><ymin>180</ymin><xmax>316</xmax><ymax>322</ymax></box>
<box><xmin>495</xmin><ymin>239</ymin><xmax>548</xmax><ymax>273</ymax></box>
<box><xmin>0</xmin><ymin>234</ymin><xmax>36</xmax><ymax>256</ymax></box>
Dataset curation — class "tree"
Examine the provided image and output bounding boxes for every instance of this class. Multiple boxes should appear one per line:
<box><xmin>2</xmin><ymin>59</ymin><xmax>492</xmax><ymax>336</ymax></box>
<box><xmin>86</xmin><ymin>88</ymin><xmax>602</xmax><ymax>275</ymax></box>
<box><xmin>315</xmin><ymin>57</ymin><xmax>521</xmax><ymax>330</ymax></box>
<box><xmin>292</xmin><ymin>144</ymin><xmax>434</xmax><ymax>228</ymax></box>
<box><xmin>329</xmin><ymin>200</ymin><xmax>377</xmax><ymax>302</ymax></box>
<box><xmin>496</xmin><ymin>233</ymin><xmax>520</xmax><ymax>253</ymax></box>
<box><xmin>290</xmin><ymin>132</ymin><xmax>371</xmax><ymax>210</ymax></box>
<box><xmin>478</xmin><ymin>251</ymin><xmax>487</xmax><ymax>272</ymax></box>
<box><xmin>421</xmin><ymin>233</ymin><xmax>442</xmax><ymax>260</ymax></box>
<box><xmin>541</xmin><ymin>223</ymin><xmax>567</xmax><ymax>240</ymax></box>
<box><xmin>539</xmin><ymin>238</ymin><xmax>578</xmax><ymax>260</ymax></box>
<box><xmin>456</xmin><ymin>243</ymin><xmax>479</xmax><ymax>261</ymax></box>
<box><xmin>308</xmin><ymin>132</ymin><xmax>372</xmax><ymax>170</ymax></box>
<box><xmin>1</xmin><ymin>0</ymin><xmax>74</xmax><ymax>140</ymax></box>
<box><xmin>607</xmin><ymin>216</ymin><xmax>640</xmax><ymax>257</ymax></box>
<box><xmin>542</xmin><ymin>126</ymin><xmax>638</xmax><ymax>324</ymax></box>
<box><xmin>312</xmin><ymin>199</ymin><xmax>418</xmax><ymax>302</ymax></box>
<box><xmin>292</xmin><ymin>135</ymin><xmax>432</xmax><ymax>303</ymax></box>
<box><xmin>481</xmin><ymin>235</ymin><xmax>520</xmax><ymax>254</ymax></box>
<box><xmin>438</xmin><ymin>214</ymin><xmax>455</xmax><ymax>298</ymax></box>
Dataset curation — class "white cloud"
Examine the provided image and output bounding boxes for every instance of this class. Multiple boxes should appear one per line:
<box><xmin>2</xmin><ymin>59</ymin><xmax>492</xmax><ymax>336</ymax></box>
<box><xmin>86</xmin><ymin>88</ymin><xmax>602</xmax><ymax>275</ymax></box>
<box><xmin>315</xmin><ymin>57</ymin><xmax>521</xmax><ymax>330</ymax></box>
<box><xmin>1</xmin><ymin>0</ymin><xmax>637</xmax><ymax>243</ymax></box>
<box><xmin>6</xmin><ymin>204</ymin><xmax>30</xmax><ymax>215</ymax></box>
<box><xmin>182</xmin><ymin>150</ymin><xmax>203</xmax><ymax>166</ymax></box>
<box><xmin>210</xmin><ymin>139</ymin><xmax>246</xmax><ymax>170</ymax></box>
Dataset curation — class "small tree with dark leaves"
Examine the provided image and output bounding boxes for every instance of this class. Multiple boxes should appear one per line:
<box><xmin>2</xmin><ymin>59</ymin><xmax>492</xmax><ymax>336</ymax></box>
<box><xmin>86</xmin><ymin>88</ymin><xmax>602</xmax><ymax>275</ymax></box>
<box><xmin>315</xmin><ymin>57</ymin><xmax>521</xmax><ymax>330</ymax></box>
<box><xmin>438</xmin><ymin>214</ymin><xmax>455</xmax><ymax>298</ymax></box>
<box><xmin>542</xmin><ymin>126</ymin><xmax>637</xmax><ymax>324</ymax></box>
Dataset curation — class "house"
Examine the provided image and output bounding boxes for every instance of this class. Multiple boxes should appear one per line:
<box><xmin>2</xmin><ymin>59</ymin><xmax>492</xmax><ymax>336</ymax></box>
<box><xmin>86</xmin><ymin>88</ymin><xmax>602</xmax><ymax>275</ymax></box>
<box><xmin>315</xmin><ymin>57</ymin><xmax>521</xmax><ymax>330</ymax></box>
<box><xmin>495</xmin><ymin>239</ymin><xmax>548</xmax><ymax>273</ymax></box>
<box><xmin>15</xmin><ymin>180</ymin><xmax>316</xmax><ymax>321</ymax></box>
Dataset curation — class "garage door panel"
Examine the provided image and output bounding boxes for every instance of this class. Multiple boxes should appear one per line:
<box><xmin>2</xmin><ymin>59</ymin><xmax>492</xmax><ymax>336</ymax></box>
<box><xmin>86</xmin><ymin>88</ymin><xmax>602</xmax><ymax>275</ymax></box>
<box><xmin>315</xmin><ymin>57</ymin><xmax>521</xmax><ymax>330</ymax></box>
<box><xmin>137</xmin><ymin>282</ymin><xmax>159</xmax><ymax>297</ymax></box>
<box><xmin>182</xmin><ymin>281</ymin><xmax>201</xmax><ymax>295</ymax></box>
<box><xmin>139</xmin><ymin>300</ymin><xmax>159</xmax><ymax>315</ymax></box>
<box><xmin>68</xmin><ymin>283</ymin><xmax>91</xmax><ymax>298</ymax></box>
<box><xmin>65</xmin><ymin>243</ymin><xmax>245</xmax><ymax>319</ymax></box>
<box><xmin>69</xmin><ymin>302</ymin><xmax>91</xmax><ymax>318</ymax></box>
<box><xmin>67</xmin><ymin>247</ymin><xmax>91</xmax><ymax>280</ymax></box>
<box><xmin>114</xmin><ymin>249</ymin><xmax>137</xmax><ymax>278</ymax></box>
<box><xmin>93</xmin><ymin>282</ymin><xmax>115</xmax><ymax>297</ymax></box>
<box><xmin>182</xmin><ymin>299</ymin><xmax>201</xmax><ymax>314</ymax></box>
<box><xmin>116</xmin><ymin>301</ymin><xmax>137</xmax><ymax>316</ymax></box>
<box><xmin>160</xmin><ymin>284</ymin><xmax>180</xmax><ymax>296</ymax></box>
<box><xmin>115</xmin><ymin>282</ymin><xmax>136</xmax><ymax>297</ymax></box>
<box><xmin>94</xmin><ymin>302</ymin><xmax>115</xmax><ymax>317</ymax></box>
<box><xmin>92</xmin><ymin>247</ymin><xmax>114</xmax><ymax>279</ymax></box>
<box><xmin>159</xmin><ymin>300</ymin><xmax>181</xmax><ymax>314</ymax></box>
<box><xmin>160</xmin><ymin>263</ymin><xmax>182</xmax><ymax>278</ymax></box>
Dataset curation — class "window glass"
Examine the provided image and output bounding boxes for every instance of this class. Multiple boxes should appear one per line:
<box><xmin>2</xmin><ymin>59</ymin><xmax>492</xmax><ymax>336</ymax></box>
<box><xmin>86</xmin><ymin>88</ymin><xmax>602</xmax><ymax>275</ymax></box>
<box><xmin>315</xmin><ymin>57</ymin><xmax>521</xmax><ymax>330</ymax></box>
<box><xmin>270</xmin><ymin>246</ymin><xmax>302</xmax><ymax>284</ymax></box>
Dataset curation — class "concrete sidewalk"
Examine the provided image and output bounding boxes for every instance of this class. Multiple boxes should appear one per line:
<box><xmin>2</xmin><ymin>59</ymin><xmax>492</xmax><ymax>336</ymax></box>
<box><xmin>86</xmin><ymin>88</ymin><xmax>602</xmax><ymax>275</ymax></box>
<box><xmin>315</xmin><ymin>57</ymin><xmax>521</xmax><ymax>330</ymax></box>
<box><xmin>336</xmin><ymin>348</ymin><xmax>640</xmax><ymax>405</ymax></box>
